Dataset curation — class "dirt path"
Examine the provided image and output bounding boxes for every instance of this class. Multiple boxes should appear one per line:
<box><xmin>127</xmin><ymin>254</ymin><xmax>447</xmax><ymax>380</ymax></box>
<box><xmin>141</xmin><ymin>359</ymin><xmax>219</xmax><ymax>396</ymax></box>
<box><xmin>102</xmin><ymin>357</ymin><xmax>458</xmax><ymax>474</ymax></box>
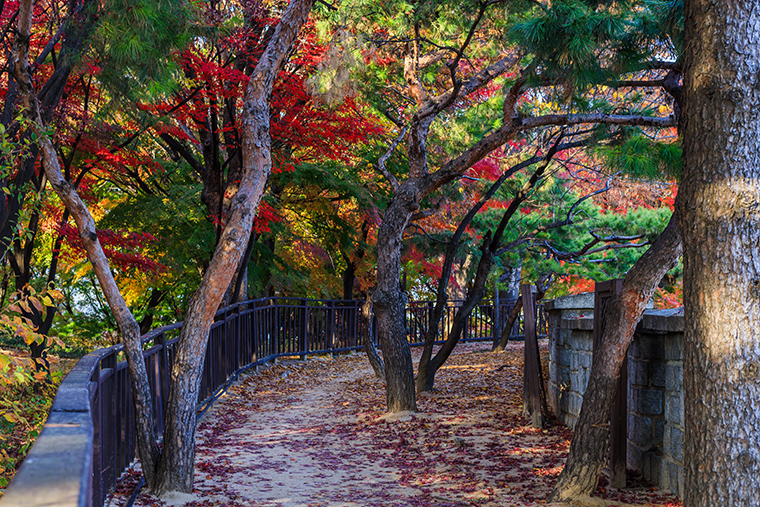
<box><xmin>107</xmin><ymin>343</ymin><xmax>681</xmax><ymax>507</ymax></box>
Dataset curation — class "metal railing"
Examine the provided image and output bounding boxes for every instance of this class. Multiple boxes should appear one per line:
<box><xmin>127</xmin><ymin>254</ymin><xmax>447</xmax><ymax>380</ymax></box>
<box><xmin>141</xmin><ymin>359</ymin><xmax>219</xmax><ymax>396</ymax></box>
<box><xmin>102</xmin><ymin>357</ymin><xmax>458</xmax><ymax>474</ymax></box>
<box><xmin>1</xmin><ymin>296</ymin><xmax>544</xmax><ymax>507</ymax></box>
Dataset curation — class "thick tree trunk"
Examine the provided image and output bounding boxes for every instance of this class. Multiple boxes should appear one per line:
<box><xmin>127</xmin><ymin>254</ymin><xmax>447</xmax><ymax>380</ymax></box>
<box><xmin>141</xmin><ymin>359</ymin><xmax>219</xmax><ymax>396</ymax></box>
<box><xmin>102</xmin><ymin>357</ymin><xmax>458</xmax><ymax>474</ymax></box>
<box><xmin>679</xmin><ymin>3</ymin><xmax>760</xmax><ymax>505</ymax></box>
<box><xmin>10</xmin><ymin>0</ymin><xmax>163</xmax><ymax>485</ymax></box>
<box><xmin>361</xmin><ymin>295</ymin><xmax>385</xmax><ymax>380</ymax></box>
<box><xmin>373</xmin><ymin>188</ymin><xmax>418</xmax><ymax>413</ymax></box>
<box><xmin>548</xmin><ymin>213</ymin><xmax>682</xmax><ymax>502</ymax></box>
<box><xmin>152</xmin><ymin>0</ymin><xmax>315</xmax><ymax>494</ymax></box>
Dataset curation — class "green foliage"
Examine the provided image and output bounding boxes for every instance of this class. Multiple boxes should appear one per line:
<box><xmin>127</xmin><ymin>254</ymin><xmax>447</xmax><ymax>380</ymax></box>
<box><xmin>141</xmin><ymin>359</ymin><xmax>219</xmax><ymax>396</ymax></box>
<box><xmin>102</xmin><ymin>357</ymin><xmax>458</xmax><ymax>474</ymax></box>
<box><xmin>592</xmin><ymin>133</ymin><xmax>681</xmax><ymax>180</ymax></box>
<box><xmin>91</xmin><ymin>0</ymin><xmax>202</xmax><ymax>100</ymax></box>
<box><xmin>510</xmin><ymin>0</ymin><xmax>680</xmax><ymax>88</ymax></box>
<box><xmin>0</xmin><ymin>377</ymin><xmax>63</xmax><ymax>490</ymax></box>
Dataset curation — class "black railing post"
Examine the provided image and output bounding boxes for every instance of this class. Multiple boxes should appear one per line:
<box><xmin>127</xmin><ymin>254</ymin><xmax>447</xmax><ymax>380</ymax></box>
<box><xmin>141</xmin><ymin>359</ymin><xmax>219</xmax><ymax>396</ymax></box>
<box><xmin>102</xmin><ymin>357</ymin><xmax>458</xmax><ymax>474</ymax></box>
<box><xmin>328</xmin><ymin>300</ymin><xmax>336</xmax><ymax>356</ymax></box>
<box><xmin>299</xmin><ymin>299</ymin><xmax>308</xmax><ymax>360</ymax></box>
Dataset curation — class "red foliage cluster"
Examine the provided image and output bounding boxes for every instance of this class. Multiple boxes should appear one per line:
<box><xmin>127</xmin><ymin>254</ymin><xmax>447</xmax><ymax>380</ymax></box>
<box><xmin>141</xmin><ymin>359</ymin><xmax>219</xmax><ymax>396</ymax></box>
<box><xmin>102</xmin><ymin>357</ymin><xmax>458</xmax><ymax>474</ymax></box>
<box><xmin>57</xmin><ymin>224</ymin><xmax>167</xmax><ymax>273</ymax></box>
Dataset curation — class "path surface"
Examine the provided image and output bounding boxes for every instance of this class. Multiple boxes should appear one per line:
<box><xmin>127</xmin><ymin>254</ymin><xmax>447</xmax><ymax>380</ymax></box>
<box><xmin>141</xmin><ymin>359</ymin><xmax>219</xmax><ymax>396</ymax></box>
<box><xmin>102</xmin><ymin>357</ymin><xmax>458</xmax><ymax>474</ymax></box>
<box><xmin>108</xmin><ymin>343</ymin><xmax>681</xmax><ymax>507</ymax></box>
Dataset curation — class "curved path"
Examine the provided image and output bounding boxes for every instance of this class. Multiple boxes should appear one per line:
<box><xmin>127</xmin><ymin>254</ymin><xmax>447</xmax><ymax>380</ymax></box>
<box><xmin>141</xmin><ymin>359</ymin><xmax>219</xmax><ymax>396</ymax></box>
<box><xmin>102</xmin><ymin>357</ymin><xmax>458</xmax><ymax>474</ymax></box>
<box><xmin>107</xmin><ymin>343</ymin><xmax>681</xmax><ymax>507</ymax></box>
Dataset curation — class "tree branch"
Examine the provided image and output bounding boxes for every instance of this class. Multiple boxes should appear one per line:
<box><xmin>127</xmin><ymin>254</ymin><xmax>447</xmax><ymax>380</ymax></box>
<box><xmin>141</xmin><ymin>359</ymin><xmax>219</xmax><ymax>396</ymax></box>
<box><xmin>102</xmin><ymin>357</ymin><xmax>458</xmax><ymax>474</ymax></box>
<box><xmin>376</xmin><ymin>127</ymin><xmax>406</xmax><ymax>192</ymax></box>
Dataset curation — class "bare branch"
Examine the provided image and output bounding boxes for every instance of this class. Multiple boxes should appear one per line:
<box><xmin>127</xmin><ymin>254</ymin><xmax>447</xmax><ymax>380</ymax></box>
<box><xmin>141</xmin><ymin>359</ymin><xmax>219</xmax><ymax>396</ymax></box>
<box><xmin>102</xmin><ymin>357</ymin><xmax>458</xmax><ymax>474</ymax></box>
<box><xmin>614</xmin><ymin>79</ymin><xmax>666</xmax><ymax>88</ymax></box>
<box><xmin>518</xmin><ymin>112</ymin><xmax>676</xmax><ymax>131</ymax></box>
<box><xmin>405</xmin><ymin>223</ymin><xmax>448</xmax><ymax>244</ymax></box>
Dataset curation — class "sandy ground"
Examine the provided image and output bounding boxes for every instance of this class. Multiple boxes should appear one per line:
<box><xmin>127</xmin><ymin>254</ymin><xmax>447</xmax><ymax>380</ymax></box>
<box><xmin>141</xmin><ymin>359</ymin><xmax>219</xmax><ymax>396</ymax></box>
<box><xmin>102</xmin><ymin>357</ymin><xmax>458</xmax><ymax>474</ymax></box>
<box><xmin>106</xmin><ymin>342</ymin><xmax>682</xmax><ymax>507</ymax></box>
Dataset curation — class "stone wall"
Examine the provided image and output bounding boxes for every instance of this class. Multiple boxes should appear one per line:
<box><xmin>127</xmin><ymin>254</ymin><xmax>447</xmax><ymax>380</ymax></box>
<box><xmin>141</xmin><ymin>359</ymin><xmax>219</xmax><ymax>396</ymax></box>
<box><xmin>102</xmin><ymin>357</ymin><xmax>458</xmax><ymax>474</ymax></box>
<box><xmin>545</xmin><ymin>294</ymin><xmax>684</xmax><ymax>497</ymax></box>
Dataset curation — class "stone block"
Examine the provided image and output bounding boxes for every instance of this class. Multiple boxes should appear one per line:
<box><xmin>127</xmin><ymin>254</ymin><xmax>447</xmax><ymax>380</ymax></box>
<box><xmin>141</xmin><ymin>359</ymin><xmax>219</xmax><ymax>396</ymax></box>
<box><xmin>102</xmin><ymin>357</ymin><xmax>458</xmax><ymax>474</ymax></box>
<box><xmin>628</xmin><ymin>441</ymin><xmax>643</xmax><ymax>471</ymax></box>
<box><xmin>637</xmin><ymin>334</ymin><xmax>665</xmax><ymax>359</ymax></box>
<box><xmin>575</xmin><ymin>331</ymin><xmax>594</xmax><ymax>350</ymax></box>
<box><xmin>665</xmin><ymin>363</ymin><xmax>683</xmax><ymax>391</ymax></box>
<box><xmin>668</xmin><ymin>463</ymin><xmax>681</xmax><ymax>495</ymax></box>
<box><xmin>560</xmin><ymin>348</ymin><xmax>573</xmax><ymax>368</ymax></box>
<box><xmin>665</xmin><ymin>394</ymin><xmax>682</xmax><ymax>425</ymax></box>
<box><xmin>649</xmin><ymin>361</ymin><xmax>666</xmax><ymax>387</ymax></box>
<box><xmin>578</xmin><ymin>351</ymin><xmax>593</xmax><ymax>369</ymax></box>
<box><xmin>643</xmin><ymin>450</ymin><xmax>662</xmax><ymax>485</ymax></box>
<box><xmin>560</xmin><ymin>366</ymin><xmax>571</xmax><ymax>386</ymax></box>
<box><xmin>632</xmin><ymin>415</ymin><xmax>653</xmax><ymax>445</ymax></box>
<box><xmin>668</xmin><ymin>426</ymin><xmax>683</xmax><ymax>463</ymax></box>
<box><xmin>655</xmin><ymin>418</ymin><xmax>665</xmax><ymax>442</ymax></box>
<box><xmin>549</xmin><ymin>361</ymin><xmax>558</xmax><ymax>382</ymax></box>
<box><xmin>1</xmin><ymin>410</ymin><xmax>94</xmax><ymax>507</ymax></box>
<box><xmin>638</xmin><ymin>390</ymin><xmax>663</xmax><ymax>416</ymax></box>
<box><xmin>568</xmin><ymin>392</ymin><xmax>583</xmax><ymax>417</ymax></box>
<box><xmin>629</xmin><ymin>358</ymin><xmax>646</xmax><ymax>386</ymax></box>
<box><xmin>664</xmin><ymin>334</ymin><xmax>683</xmax><ymax>360</ymax></box>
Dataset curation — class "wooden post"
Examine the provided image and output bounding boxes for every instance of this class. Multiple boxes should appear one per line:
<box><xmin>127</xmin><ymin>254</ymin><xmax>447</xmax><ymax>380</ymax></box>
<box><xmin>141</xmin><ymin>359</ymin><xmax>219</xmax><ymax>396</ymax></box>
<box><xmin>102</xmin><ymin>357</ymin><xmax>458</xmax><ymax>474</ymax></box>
<box><xmin>522</xmin><ymin>283</ymin><xmax>544</xmax><ymax>428</ymax></box>
<box><xmin>593</xmin><ymin>279</ymin><xmax>627</xmax><ymax>488</ymax></box>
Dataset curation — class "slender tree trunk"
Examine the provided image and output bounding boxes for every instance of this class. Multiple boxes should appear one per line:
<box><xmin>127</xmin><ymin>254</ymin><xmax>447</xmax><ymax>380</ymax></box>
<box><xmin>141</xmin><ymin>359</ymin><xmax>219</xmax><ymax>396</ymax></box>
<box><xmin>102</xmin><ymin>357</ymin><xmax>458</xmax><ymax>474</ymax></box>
<box><xmin>361</xmin><ymin>295</ymin><xmax>384</xmax><ymax>380</ymax></box>
<box><xmin>493</xmin><ymin>296</ymin><xmax>522</xmax><ymax>352</ymax></box>
<box><xmin>419</xmin><ymin>141</ymin><xmax>562</xmax><ymax>392</ymax></box>
<box><xmin>548</xmin><ymin>213</ymin><xmax>682</xmax><ymax>502</ymax></box>
<box><xmin>373</xmin><ymin>188</ymin><xmax>418</xmax><ymax>413</ymax></box>
<box><xmin>10</xmin><ymin>0</ymin><xmax>163</xmax><ymax>485</ymax></box>
<box><xmin>679</xmin><ymin>3</ymin><xmax>760</xmax><ymax>505</ymax></box>
<box><xmin>152</xmin><ymin>0</ymin><xmax>315</xmax><ymax>494</ymax></box>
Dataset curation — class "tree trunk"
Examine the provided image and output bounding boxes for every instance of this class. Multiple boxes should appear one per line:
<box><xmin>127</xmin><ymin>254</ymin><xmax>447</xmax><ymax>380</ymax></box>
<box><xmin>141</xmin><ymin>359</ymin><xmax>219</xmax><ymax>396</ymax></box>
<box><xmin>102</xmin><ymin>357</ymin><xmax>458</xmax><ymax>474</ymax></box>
<box><xmin>152</xmin><ymin>0</ymin><xmax>315</xmax><ymax>494</ymax></box>
<box><xmin>373</xmin><ymin>188</ymin><xmax>418</xmax><ymax>413</ymax></box>
<box><xmin>10</xmin><ymin>0</ymin><xmax>163</xmax><ymax>485</ymax></box>
<box><xmin>361</xmin><ymin>295</ymin><xmax>384</xmax><ymax>380</ymax></box>
<box><xmin>679</xmin><ymin>3</ymin><xmax>760</xmax><ymax>505</ymax></box>
<box><xmin>548</xmin><ymin>213</ymin><xmax>682</xmax><ymax>502</ymax></box>
<box><xmin>493</xmin><ymin>296</ymin><xmax>522</xmax><ymax>352</ymax></box>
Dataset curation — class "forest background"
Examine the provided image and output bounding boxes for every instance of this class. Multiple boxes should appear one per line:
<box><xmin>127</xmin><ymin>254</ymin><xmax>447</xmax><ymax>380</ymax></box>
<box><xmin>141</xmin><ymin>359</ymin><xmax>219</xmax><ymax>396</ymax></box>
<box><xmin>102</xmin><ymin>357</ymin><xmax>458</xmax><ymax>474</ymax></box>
<box><xmin>0</xmin><ymin>0</ymin><xmax>684</xmax><ymax>496</ymax></box>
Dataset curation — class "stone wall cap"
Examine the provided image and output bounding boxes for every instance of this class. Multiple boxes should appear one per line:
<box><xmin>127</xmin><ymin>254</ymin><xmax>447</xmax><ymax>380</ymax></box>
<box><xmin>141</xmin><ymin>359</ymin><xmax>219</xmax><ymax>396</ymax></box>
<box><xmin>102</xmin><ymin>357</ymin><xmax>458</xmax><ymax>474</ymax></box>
<box><xmin>639</xmin><ymin>307</ymin><xmax>684</xmax><ymax>333</ymax></box>
<box><xmin>545</xmin><ymin>292</ymin><xmax>595</xmax><ymax>311</ymax></box>
<box><xmin>560</xmin><ymin>316</ymin><xmax>594</xmax><ymax>330</ymax></box>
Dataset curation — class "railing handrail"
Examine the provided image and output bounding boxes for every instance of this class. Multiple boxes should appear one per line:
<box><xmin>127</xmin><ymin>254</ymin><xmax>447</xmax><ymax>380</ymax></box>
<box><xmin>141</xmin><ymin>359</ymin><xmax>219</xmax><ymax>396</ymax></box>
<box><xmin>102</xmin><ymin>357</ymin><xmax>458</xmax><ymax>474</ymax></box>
<box><xmin>0</xmin><ymin>295</ymin><xmax>544</xmax><ymax>507</ymax></box>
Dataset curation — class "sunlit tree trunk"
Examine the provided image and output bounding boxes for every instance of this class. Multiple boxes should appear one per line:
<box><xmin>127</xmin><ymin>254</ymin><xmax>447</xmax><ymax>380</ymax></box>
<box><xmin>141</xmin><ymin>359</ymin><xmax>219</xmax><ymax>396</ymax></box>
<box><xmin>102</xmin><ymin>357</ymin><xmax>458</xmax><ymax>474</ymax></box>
<box><xmin>679</xmin><ymin>2</ymin><xmax>760</xmax><ymax>505</ymax></box>
<box><xmin>10</xmin><ymin>0</ymin><xmax>163</xmax><ymax>485</ymax></box>
<box><xmin>152</xmin><ymin>0</ymin><xmax>316</xmax><ymax>494</ymax></box>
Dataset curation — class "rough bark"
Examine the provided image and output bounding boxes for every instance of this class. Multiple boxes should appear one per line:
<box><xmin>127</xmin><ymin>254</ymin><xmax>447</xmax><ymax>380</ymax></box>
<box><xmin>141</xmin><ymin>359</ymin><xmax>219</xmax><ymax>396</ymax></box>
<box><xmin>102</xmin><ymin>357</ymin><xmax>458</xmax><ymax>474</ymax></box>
<box><xmin>10</xmin><ymin>0</ymin><xmax>162</xmax><ymax>485</ymax></box>
<box><xmin>152</xmin><ymin>0</ymin><xmax>315</xmax><ymax>494</ymax></box>
<box><xmin>361</xmin><ymin>295</ymin><xmax>385</xmax><ymax>380</ymax></box>
<box><xmin>373</xmin><ymin>186</ymin><xmax>418</xmax><ymax>413</ymax></box>
<box><xmin>679</xmin><ymin>2</ymin><xmax>760</xmax><ymax>505</ymax></box>
<box><xmin>548</xmin><ymin>213</ymin><xmax>682</xmax><ymax>502</ymax></box>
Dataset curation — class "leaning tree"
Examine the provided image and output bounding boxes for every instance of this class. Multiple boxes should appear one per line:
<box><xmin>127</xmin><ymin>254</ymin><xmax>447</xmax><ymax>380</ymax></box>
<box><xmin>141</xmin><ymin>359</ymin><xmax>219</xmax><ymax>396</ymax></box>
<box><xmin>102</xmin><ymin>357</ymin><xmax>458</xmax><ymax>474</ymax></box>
<box><xmin>11</xmin><ymin>0</ymin><xmax>317</xmax><ymax>494</ymax></box>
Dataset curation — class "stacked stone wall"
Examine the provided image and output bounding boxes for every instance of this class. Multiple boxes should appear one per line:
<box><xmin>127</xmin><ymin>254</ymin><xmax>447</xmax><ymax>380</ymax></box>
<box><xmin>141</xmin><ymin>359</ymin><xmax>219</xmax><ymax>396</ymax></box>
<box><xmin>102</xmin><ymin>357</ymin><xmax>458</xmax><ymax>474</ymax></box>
<box><xmin>546</xmin><ymin>295</ymin><xmax>684</xmax><ymax>497</ymax></box>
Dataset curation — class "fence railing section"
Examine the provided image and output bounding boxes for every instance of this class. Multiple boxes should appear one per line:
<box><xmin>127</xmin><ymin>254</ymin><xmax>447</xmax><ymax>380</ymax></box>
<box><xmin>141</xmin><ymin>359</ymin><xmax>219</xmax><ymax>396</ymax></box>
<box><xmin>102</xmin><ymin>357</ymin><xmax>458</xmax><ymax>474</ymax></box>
<box><xmin>1</xmin><ymin>296</ymin><xmax>545</xmax><ymax>507</ymax></box>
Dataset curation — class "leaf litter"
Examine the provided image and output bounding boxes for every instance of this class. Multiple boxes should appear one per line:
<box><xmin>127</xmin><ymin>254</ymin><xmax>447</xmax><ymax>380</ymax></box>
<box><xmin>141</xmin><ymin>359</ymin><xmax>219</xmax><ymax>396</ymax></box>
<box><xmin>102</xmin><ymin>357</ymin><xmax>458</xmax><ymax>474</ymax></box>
<box><xmin>107</xmin><ymin>342</ymin><xmax>682</xmax><ymax>507</ymax></box>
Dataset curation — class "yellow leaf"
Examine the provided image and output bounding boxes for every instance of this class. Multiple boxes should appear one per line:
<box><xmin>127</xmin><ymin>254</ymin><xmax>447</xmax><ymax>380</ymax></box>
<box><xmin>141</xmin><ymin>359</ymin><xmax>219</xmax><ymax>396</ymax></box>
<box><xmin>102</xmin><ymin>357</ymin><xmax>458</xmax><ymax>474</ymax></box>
<box><xmin>658</xmin><ymin>104</ymin><xmax>669</xmax><ymax>115</ymax></box>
